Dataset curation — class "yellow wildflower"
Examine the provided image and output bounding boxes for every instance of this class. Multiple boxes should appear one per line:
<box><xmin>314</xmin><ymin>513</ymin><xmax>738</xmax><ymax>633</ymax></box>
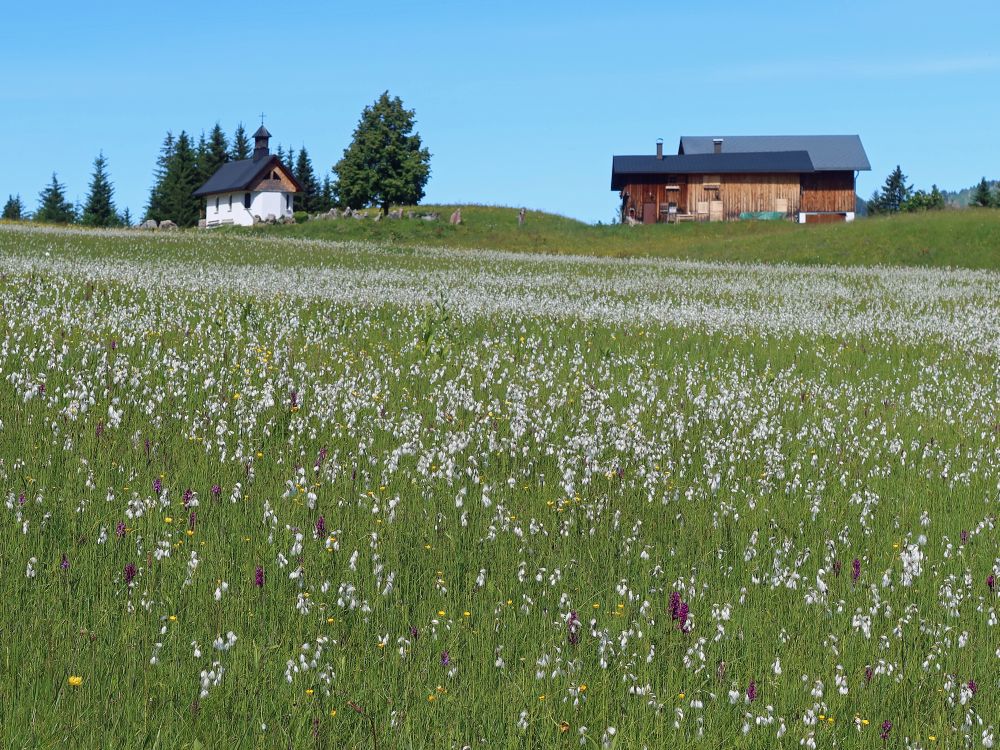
<box><xmin>68</xmin><ymin>675</ymin><xmax>83</xmax><ymax>687</ymax></box>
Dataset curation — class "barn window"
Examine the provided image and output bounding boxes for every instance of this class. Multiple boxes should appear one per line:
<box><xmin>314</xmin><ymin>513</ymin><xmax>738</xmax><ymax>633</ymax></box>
<box><xmin>244</xmin><ymin>193</ymin><xmax>251</xmax><ymax>209</ymax></box>
<box><xmin>703</xmin><ymin>175</ymin><xmax>721</xmax><ymax>187</ymax></box>
<box><xmin>286</xmin><ymin>195</ymin><xmax>292</xmax><ymax>211</ymax></box>
<box><xmin>228</xmin><ymin>194</ymin><xmax>232</xmax><ymax>210</ymax></box>
<box><xmin>272</xmin><ymin>170</ymin><xmax>279</xmax><ymax>180</ymax></box>
<box><xmin>214</xmin><ymin>197</ymin><xmax>219</xmax><ymax>211</ymax></box>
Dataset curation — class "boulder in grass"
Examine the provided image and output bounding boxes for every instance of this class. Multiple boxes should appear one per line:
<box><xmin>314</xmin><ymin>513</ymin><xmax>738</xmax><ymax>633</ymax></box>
<box><xmin>198</xmin><ymin>219</ymin><xmax>207</xmax><ymax>229</ymax></box>
<box><xmin>450</xmin><ymin>208</ymin><xmax>462</xmax><ymax>225</ymax></box>
<box><xmin>140</xmin><ymin>219</ymin><xmax>158</xmax><ymax>230</ymax></box>
<box><xmin>388</xmin><ymin>209</ymin><xmax>403</xmax><ymax>220</ymax></box>
<box><xmin>159</xmin><ymin>220</ymin><xmax>177</xmax><ymax>231</ymax></box>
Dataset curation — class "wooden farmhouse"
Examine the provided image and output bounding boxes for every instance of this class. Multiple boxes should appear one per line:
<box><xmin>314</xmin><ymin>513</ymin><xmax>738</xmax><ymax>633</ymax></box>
<box><xmin>611</xmin><ymin>135</ymin><xmax>870</xmax><ymax>224</ymax></box>
<box><xmin>194</xmin><ymin>126</ymin><xmax>302</xmax><ymax>227</ymax></box>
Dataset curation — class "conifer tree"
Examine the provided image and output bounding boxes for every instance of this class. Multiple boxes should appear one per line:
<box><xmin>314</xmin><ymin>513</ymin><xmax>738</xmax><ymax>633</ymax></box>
<box><xmin>318</xmin><ymin>174</ymin><xmax>335</xmax><ymax>212</ymax></box>
<box><xmin>970</xmin><ymin>177</ymin><xmax>994</xmax><ymax>208</ymax></box>
<box><xmin>195</xmin><ymin>132</ymin><xmax>209</xmax><ymax>185</ymax></box>
<box><xmin>146</xmin><ymin>131</ymin><xmax>175</xmax><ymax>221</ymax></box>
<box><xmin>161</xmin><ymin>131</ymin><xmax>202</xmax><ymax>227</ymax></box>
<box><xmin>120</xmin><ymin>207</ymin><xmax>133</xmax><ymax>227</ymax></box>
<box><xmin>35</xmin><ymin>173</ymin><xmax>76</xmax><ymax>224</ymax></box>
<box><xmin>2</xmin><ymin>194</ymin><xmax>25</xmax><ymax>220</ymax></box>
<box><xmin>231</xmin><ymin>123</ymin><xmax>251</xmax><ymax>160</ymax></box>
<box><xmin>334</xmin><ymin>91</ymin><xmax>431</xmax><ymax>214</ymax></box>
<box><xmin>868</xmin><ymin>165</ymin><xmax>912</xmax><ymax>214</ymax></box>
<box><xmin>202</xmin><ymin>123</ymin><xmax>229</xmax><ymax>180</ymax></box>
<box><xmin>81</xmin><ymin>152</ymin><xmax>119</xmax><ymax>227</ymax></box>
<box><xmin>294</xmin><ymin>146</ymin><xmax>319</xmax><ymax>212</ymax></box>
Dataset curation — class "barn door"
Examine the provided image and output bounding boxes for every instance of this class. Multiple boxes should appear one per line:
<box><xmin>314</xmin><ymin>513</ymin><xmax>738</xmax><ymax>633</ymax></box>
<box><xmin>643</xmin><ymin>202</ymin><xmax>657</xmax><ymax>224</ymax></box>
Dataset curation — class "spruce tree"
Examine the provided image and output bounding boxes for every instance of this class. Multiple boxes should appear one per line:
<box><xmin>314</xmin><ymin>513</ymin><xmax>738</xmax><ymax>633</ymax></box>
<box><xmin>970</xmin><ymin>177</ymin><xmax>994</xmax><ymax>208</ymax></box>
<box><xmin>146</xmin><ymin>131</ymin><xmax>175</xmax><ymax>221</ymax></box>
<box><xmin>231</xmin><ymin>123</ymin><xmax>251</xmax><ymax>160</ymax></box>
<box><xmin>319</xmin><ymin>174</ymin><xmax>335</xmax><ymax>212</ymax></box>
<box><xmin>334</xmin><ymin>91</ymin><xmax>431</xmax><ymax>214</ymax></box>
<box><xmin>35</xmin><ymin>173</ymin><xmax>76</xmax><ymax>224</ymax></box>
<box><xmin>162</xmin><ymin>131</ymin><xmax>202</xmax><ymax>227</ymax></box>
<box><xmin>81</xmin><ymin>152</ymin><xmax>119</xmax><ymax>227</ymax></box>
<box><xmin>120</xmin><ymin>207</ymin><xmax>133</xmax><ymax>227</ymax></box>
<box><xmin>195</xmin><ymin>132</ymin><xmax>209</xmax><ymax>186</ymax></box>
<box><xmin>294</xmin><ymin>146</ymin><xmax>319</xmax><ymax>212</ymax></box>
<box><xmin>870</xmin><ymin>165</ymin><xmax>911</xmax><ymax>214</ymax></box>
<box><xmin>203</xmin><ymin>123</ymin><xmax>229</xmax><ymax>180</ymax></box>
<box><xmin>2</xmin><ymin>194</ymin><xmax>25</xmax><ymax>220</ymax></box>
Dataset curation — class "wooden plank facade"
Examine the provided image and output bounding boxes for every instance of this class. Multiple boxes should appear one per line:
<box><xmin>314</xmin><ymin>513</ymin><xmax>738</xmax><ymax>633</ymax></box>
<box><xmin>612</xmin><ymin>136</ymin><xmax>870</xmax><ymax>224</ymax></box>
<box><xmin>619</xmin><ymin>170</ymin><xmax>856</xmax><ymax>223</ymax></box>
<box><xmin>249</xmin><ymin>164</ymin><xmax>298</xmax><ymax>194</ymax></box>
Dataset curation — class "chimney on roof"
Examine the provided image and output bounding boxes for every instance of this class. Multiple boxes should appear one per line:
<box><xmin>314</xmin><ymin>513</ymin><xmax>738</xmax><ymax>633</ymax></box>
<box><xmin>713</xmin><ymin>138</ymin><xmax>723</xmax><ymax>154</ymax></box>
<box><xmin>656</xmin><ymin>138</ymin><xmax>664</xmax><ymax>160</ymax></box>
<box><xmin>253</xmin><ymin>125</ymin><xmax>271</xmax><ymax>161</ymax></box>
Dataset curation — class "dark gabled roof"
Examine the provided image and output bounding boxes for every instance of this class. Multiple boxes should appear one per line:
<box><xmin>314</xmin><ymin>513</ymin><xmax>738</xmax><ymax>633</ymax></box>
<box><xmin>611</xmin><ymin>151</ymin><xmax>814</xmax><ymax>190</ymax></box>
<box><xmin>193</xmin><ymin>154</ymin><xmax>303</xmax><ymax>197</ymax></box>
<box><xmin>679</xmin><ymin>135</ymin><xmax>870</xmax><ymax>171</ymax></box>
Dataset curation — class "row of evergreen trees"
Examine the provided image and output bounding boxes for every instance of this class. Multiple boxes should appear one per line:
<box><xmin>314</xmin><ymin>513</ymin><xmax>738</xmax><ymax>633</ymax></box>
<box><xmin>968</xmin><ymin>177</ymin><xmax>1000</xmax><ymax>208</ymax></box>
<box><xmin>2</xmin><ymin>153</ymin><xmax>130</xmax><ymax>226</ymax></box>
<box><xmin>868</xmin><ymin>167</ymin><xmax>1000</xmax><ymax>214</ymax></box>
<box><xmin>144</xmin><ymin>123</ymin><xmax>335</xmax><ymax>227</ymax></box>
<box><xmin>867</xmin><ymin>166</ymin><xmax>946</xmax><ymax>214</ymax></box>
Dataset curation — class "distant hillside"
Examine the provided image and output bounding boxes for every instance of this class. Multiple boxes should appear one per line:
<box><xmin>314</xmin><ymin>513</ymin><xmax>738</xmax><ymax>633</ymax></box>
<box><xmin>256</xmin><ymin>204</ymin><xmax>1000</xmax><ymax>270</ymax></box>
<box><xmin>942</xmin><ymin>179</ymin><xmax>998</xmax><ymax>207</ymax></box>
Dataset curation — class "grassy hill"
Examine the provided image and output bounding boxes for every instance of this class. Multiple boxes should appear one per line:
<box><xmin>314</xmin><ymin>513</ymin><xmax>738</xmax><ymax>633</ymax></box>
<box><xmin>262</xmin><ymin>205</ymin><xmax>1000</xmax><ymax>269</ymax></box>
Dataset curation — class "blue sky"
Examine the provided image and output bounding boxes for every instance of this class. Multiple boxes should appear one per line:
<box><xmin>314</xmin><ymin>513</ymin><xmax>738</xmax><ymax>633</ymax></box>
<box><xmin>2</xmin><ymin>0</ymin><xmax>998</xmax><ymax>224</ymax></box>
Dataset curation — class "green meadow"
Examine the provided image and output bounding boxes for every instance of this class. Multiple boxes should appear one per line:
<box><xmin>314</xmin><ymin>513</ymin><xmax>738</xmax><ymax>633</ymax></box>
<box><xmin>0</xmin><ymin>220</ymin><xmax>997</xmax><ymax>748</ymax></box>
<box><xmin>261</xmin><ymin>205</ymin><xmax>1000</xmax><ymax>269</ymax></box>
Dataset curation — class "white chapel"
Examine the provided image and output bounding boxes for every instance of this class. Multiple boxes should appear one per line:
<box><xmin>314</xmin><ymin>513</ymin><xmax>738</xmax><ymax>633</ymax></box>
<box><xmin>194</xmin><ymin>126</ymin><xmax>301</xmax><ymax>227</ymax></box>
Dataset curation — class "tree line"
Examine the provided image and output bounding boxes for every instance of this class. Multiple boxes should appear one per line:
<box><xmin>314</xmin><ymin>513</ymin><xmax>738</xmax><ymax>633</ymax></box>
<box><xmin>145</xmin><ymin>93</ymin><xmax>430</xmax><ymax>226</ymax></box>
<box><xmin>2</xmin><ymin>153</ymin><xmax>130</xmax><ymax>226</ymax></box>
<box><xmin>3</xmin><ymin>92</ymin><xmax>431</xmax><ymax>228</ymax></box>
<box><xmin>867</xmin><ymin>166</ymin><xmax>999</xmax><ymax>214</ymax></box>
<box><xmin>143</xmin><ymin>123</ymin><xmax>338</xmax><ymax>226</ymax></box>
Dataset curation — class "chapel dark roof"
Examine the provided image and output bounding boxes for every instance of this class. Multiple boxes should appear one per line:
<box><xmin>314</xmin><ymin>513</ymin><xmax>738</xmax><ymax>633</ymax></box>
<box><xmin>193</xmin><ymin>154</ymin><xmax>303</xmax><ymax>197</ymax></box>
<box><xmin>253</xmin><ymin>125</ymin><xmax>272</xmax><ymax>138</ymax></box>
